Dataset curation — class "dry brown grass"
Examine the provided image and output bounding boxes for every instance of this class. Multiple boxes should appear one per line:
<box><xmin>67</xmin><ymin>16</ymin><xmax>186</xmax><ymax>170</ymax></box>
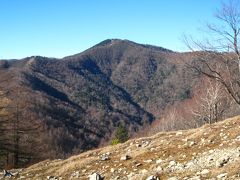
<box><xmin>13</xmin><ymin>115</ymin><xmax>240</xmax><ymax>180</ymax></box>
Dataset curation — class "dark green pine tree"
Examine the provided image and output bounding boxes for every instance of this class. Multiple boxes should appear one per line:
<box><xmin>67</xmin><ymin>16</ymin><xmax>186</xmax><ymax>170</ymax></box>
<box><xmin>111</xmin><ymin>124</ymin><xmax>129</xmax><ymax>145</ymax></box>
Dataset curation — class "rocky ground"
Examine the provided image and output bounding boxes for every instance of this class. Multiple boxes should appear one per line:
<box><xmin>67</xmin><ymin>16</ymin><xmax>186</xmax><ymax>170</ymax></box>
<box><xmin>1</xmin><ymin>116</ymin><xmax>240</xmax><ymax>180</ymax></box>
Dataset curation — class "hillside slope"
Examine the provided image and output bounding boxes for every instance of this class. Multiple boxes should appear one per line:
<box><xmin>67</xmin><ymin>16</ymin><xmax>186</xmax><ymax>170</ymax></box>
<box><xmin>0</xmin><ymin>39</ymin><xmax>199</xmax><ymax>165</ymax></box>
<box><xmin>6</xmin><ymin>115</ymin><xmax>240</xmax><ymax>179</ymax></box>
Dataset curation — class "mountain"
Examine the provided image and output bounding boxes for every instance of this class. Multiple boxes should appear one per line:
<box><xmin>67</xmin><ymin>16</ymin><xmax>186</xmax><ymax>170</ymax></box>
<box><xmin>0</xmin><ymin>39</ymin><xmax>199</xmax><ymax>166</ymax></box>
<box><xmin>4</xmin><ymin>115</ymin><xmax>240</xmax><ymax>179</ymax></box>
<box><xmin>64</xmin><ymin>39</ymin><xmax>195</xmax><ymax>115</ymax></box>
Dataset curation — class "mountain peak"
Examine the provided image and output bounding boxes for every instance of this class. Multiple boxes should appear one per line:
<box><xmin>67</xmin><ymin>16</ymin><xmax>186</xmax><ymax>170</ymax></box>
<box><xmin>92</xmin><ymin>39</ymin><xmax>173</xmax><ymax>53</ymax></box>
<box><xmin>92</xmin><ymin>39</ymin><xmax>130</xmax><ymax>48</ymax></box>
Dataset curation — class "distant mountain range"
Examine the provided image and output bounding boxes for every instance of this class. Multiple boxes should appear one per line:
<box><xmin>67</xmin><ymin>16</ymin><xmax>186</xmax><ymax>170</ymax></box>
<box><xmin>0</xmin><ymin>39</ymin><xmax>198</xmax><ymax>166</ymax></box>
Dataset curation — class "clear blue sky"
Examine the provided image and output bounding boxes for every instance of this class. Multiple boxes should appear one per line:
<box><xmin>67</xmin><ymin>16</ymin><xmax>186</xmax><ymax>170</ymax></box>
<box><xmin>0</xmin><ymin>0</ymin><xmax>226</xmax><ymax>59</ymax></box>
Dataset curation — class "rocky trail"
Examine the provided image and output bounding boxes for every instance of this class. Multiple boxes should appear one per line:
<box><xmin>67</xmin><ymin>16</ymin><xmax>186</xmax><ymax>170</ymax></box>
<box><xmin>1</xmin><ymin>116</ymin><xmax>240</xmax><ymax>180</ymax></box>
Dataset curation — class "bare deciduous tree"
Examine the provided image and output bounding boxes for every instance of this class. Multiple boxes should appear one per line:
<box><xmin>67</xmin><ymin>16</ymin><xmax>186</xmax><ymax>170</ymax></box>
<box><xmin>0</xmin><ymin>86</ymin><xmax>42</xmax><ymax>168</ymax></box>
<box><xmin>191</xmin><ymin>79</ymin><xmax>231</xmax><ymax>126</ymax></box>
<box><xmin>184</xmin><ymin>0</ymin><xmax>240</xmax><ymax>105</ymax></box>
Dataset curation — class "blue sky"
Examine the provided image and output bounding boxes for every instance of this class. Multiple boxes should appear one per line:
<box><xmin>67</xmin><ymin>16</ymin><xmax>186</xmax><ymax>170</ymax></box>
<box><xmin>0</xmin><ymin>0</ymin><xmax>226</xmax><ymax>59</ymax></box>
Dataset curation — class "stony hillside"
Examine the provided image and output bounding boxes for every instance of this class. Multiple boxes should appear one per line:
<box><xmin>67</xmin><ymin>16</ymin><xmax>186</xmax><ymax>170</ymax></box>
<box><xmin>4</xmin><ymin>115</ymin><xmax>240</xmax><ymax>179</ymax></box>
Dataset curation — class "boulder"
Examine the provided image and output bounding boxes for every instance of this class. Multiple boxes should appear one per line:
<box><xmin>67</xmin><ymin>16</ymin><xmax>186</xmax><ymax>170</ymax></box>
<box><xmin>135</xmin><ymin>163</ymin><xmax>142</xmax><ymax>167</ymax></box>
<box><xmin>141</xmin><ymin>169</ymin><xmax>148</xmax><ymax>174</ymax></box>
<box><xmin>201</xmin><ymin>169</ymin><xmax>210</xmax><ymax>177</ymax></box>
<box><xmin>3</xmin><ymin>170</ymin><xmax>13</xmax><ymax>177</ymax></box>
<box><xmin>136</xmin><ymin>143</ymin><xmax>141</xmax><ymax>148</ymax></box>
<box><xmin>155</xmin><ymin>166</ymin><xmax>163</xmax><ymax>172</ymax></box>
<box><xmin>146</xmin><ymin>175</ymin><xmax>160</xmax><ymax>180</ymax></box>
<box><xmin>188</xmin><ymin>176</ymin><xmax>201</xmax><ymax>180</ymax></box>
<box><xmin>216</xmin><ymin>156</ymin><xmax>229</xmax><ymax>167</ymax></box>
<box><xmin>189</xmin><ymin>141</ymin><xmax>195</xmax><ymax>147</ymax></box>
<box><xmin>156</xmin><ymin>159</ymin><xmax>163</xmax><ymax>164</ymax></box>
<box><xmin>47</xmin><ymin>176</ymin><xmax>61</xmax><ymax>180</ymax></box>
<box><xmin>217</xmin><ymin>173</ymin><xmax>227</xmax><ymax>179</ymax></box>
<box><xmin>143</xmin><ymin>159</ymin><xmax>153</xmax><ymax>163</ymax></box>
<box><xmin>120</xmin><ymin>155</ymin><xmax>131</xmax><ymax>161</ymax></box>
<box><xmin>169</xmin><ymin>160</ymin><xmax>177</xmax><ymax>167</ymax></box>
<box><xmin>89</xmin><ymin>173</ymin><xmax>103</xmax><ymax>180</ymax></box>
<box><xmin>100</xmin><ymin>153</ymin><xmax>110</xmax><ymax>161</ymax></box>
<box><xmin>71</xmin><ymin>171</ymin><xmax>80</xmax><ymax>178</ymax></box>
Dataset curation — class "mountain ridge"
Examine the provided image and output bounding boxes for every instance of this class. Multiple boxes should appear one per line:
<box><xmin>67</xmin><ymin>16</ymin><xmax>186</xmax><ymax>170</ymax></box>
<box><xmin>0</xmin><ymin>39</ymin><xmax>198</xmax><ymax>167</ymax></box>
<box><xmin>64</xmin><ymin>39</ymin><xmax>174</xmax><ymax>59</ymax></box>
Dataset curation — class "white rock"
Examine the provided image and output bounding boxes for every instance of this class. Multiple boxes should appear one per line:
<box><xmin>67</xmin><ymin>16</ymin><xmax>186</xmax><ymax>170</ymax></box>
<box><xmin>156</xmin><ymin>166</ymin><xmax>163</xmax><ymax>172</ymax></box>
<box><xmin>135</xmin><ymin>163</ymin><xmax>142</xmax><ymax>167</ymax></box>
<box><xmin>141</xmin><ymin>169</ymin><xmax>148</xmax><ymax>174</ymax></box>
<box><xmin>3</xmin><ymin>170</ymin><xmax>13</xmax><ymax>177</ymax></box>
<box><xmin>185</xmin><ymin>161</ymin><xmax>195</xmax><ymax>168</ymax></box>
<box><xmin>169</xmin><ymin>160</ymin><xmax>177</xmax><ymax>166</ymax></box>
<box><xmin>176</xmin><ymin>131</ymin><xmax>183</xmax><ymax>136</ymax></box>
<box><xmin>120</xmin><ymin>155</ymin><xmax>131</xmax><ymax>161</ymax></box>
<box><xmin>136</xmin><ymin>144</ymin><xmax>141</xmax><ymax>148</ymax></box>
<box><xmin>201</xmin><ymin>169</ymin><xmax>210</xmax><ymax>175</ymax></box>
<box><xmin>175</xmin><ymin>163</ymin><xmax>185</xmax><ymax>171</ymax></box>
<box><xmin>71</xmin><ymin>171</ymin><xmax>80</xmax><ymax>178</ymax></box>
<box><xmin>100</xmin><ymin>153</ymin><xmax>110</xmax><ymax>161</ymax></box>
<box><xmin>216</xmin><ymin>156</ymin><xmax>229</xmax><ymax>167</ymax></box>
<box><xmin>143</xmin><ymin>159</ymin><xmax>153</xmax><ymax>163</ymax></box>
<box><xmin>168</xmin><ymin>177</ymin><xmax>178</xmax><ymax>180</ymax></box>
<box><xmin>156</xmin><ymin>159</ymin><xmax>163</xmax><ymax>164</ymax></box>
<box><xmin>223</xmin><ymin>136</ymin><xmax>228</xmax><ymax>139</ymax></box>
<box><xmin>47</xmin><ymin>176</ymin><xmax>60</xmax><ymax>180</ymax></box>
<box><xmin>217</xmin><ymin>173</ymin><xmax>228</xmax><ymax>179</ymax></box>
<box><xmin>209</xmin><ymin>149</ymin><xmax>214</xmax><ymax>153</ymax></box>
<box><xmin>236</xmin><ymin>135</ymin><xmax>240</xmax><ymax>141</ymax></box>
<box><xmin>106</xmin><ymin>152</ymin><xmax>111</xmax><ymax>155</ymax></box>
<box><xmin>47</xmin><ymin>176</ymin><xmax>55</xmax><ymax>180</ymax></box>
<box><xmin>189</xmin><ymin>141</ymin><xmax>195</xmax><ymax>147</ymax></box>
<box><xmin>89</xmin><ymin>173</ymin><xmax>102</xmax><ymax>180</ymax></box>
<box><xmin>207</xmin><ymin>156</ymin><xmax>214</xmax><ymax>163</ymax></box>
<box><xmin>188</xmin><ymin>176</ymin><xmax>201</xmax><ymax>180</ymax></box>
<box><xmin>146</xmin><ymin>175</ymin><xmax>159</xmax><ymax>180</ymax></box>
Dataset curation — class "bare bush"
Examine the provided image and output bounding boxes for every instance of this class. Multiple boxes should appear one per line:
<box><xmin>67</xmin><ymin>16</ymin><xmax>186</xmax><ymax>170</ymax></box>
<box><xmin>190</xmin><ymin>79</ymin><xmax>232</xmax><ymax>126</ymax></box>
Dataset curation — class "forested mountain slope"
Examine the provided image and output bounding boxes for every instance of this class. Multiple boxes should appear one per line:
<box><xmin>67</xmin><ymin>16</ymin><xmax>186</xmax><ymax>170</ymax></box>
<box><xmin>0</xmin><ymin>39</ymin><xmax>199</xmax><ymax>167</ymax></box>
